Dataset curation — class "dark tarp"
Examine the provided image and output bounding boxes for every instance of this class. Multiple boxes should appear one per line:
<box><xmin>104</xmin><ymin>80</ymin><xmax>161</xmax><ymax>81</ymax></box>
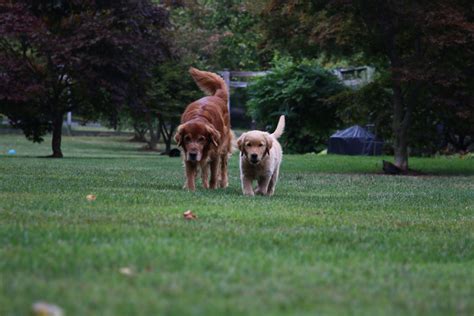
<box><xmin>328</xmin><ymin>125</ymin><xmax>383</xmax><ymax>156</ymax></box>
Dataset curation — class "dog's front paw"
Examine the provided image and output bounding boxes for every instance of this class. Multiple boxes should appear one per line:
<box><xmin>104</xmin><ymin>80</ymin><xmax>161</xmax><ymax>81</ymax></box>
<box><xmin>183</xmin><ymin>183</ymin><xmax>196</xmax><ymax>191</ymax></box>
<box><xmin>219</xmin><ymin>180</ymin><xmax>228</xmax><ymax>188</ymax></box>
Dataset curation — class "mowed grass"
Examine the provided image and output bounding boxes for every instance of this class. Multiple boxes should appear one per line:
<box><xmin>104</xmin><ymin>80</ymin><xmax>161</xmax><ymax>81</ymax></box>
<box><xmin>0</xmin><ymin>134</ymin><xmax>473</xmax><ymax>316</ymax></box>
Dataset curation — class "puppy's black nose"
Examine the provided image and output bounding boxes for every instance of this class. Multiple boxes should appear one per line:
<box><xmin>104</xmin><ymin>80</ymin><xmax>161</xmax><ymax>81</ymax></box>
<box><xmin>189</xmin><ymin>153</ymin><xmax>197</xmax><ymax>160</ymax></box>
<box><xmin>250</xmin><ymin>154</ymin><xmax>258</xmax><ymax>163</ymax></box>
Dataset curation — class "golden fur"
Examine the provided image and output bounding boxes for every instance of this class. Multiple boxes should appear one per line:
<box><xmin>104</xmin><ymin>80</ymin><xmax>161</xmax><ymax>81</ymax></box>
<box><xmin>174</xmin><ymin>68</ymin><xmax>233</xmax><ymax>191</ymax></box>
<box><xmin>237</xmin><ymin>115</ymin><xmax>285</xmax><ymax>196</ymax></box>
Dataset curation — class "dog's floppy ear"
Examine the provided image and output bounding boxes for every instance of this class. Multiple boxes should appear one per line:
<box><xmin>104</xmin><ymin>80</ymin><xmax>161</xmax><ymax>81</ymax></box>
<box><xmin>236</xmin><ymin>133</ymin><xmax>246</xmax><ymax>156</ymax></box>
<box><xmin>174</xmin><ymin>124</ymin><xmax>184</xmax><ymax>147</ymax></box>
<box><xmin>264</xmin><ymin>134</ymin><xmax>273</xmax><ymax>156</ymax></box>
<box><xmin>205</xmin><ymin>125</ymin><xmax>220</xmax><ymax>147</ymax></box>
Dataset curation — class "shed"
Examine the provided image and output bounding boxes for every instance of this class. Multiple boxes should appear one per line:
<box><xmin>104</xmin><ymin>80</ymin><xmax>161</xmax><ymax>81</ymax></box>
<box><xmin>328</xmin><ymin>125</ymin><xmax>383</xmax><ymax>155</ymax></box>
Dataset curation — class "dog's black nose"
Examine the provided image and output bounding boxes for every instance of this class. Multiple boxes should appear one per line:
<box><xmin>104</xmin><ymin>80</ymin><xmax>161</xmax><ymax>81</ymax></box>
<box><xmin>189</xmin><ymin>153</ymin><xmax>197</xmax><ymax>160</ymax></box>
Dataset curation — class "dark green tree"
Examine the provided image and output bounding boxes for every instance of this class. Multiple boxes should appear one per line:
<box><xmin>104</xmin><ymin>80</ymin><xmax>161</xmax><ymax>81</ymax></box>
<box><xmin>147</xmin><ymin>61</ymin><xmax>201</xmax><ymax>153</ymax></box>
<box><xmin>260</xmin><ymin>0</ymin><xmax>474</xmax><ymax>170</ymax></box>
<box><xmin>164</xmin><ymin>0</ymin><xmax>263</xmax><ymax>70</ymax></box>
<box><xmin>0</xmin><ymin>0</ymin><xmax>170</xmax><ymax>157</ymax></box>
<box><xmin>247</xmin><ymin>58</ymin><xmax>346</xmax><ymax>153</ymax></box>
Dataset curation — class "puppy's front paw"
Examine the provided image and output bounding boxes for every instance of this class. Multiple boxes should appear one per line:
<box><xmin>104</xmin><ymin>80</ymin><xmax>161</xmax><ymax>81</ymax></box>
<box><xmin>243</xmin><ymin>189</ymin><xmax>254</xmax><ymax>196</ymax></box>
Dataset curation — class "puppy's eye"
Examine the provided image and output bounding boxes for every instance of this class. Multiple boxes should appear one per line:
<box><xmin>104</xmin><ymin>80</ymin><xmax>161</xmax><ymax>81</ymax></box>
<box><xmin>184</xmin><ymin>136</ymin><xmax>191</xmax><ymax>142</ymax></box>
<box><xmin>198</xmin><ymin>136</ymin><xmax>206</xmax><ymax>142</ymax></box>
<box><xmin>259</xmin><ymin>143</ymin><xmax>264</xmax><ymax>147</ymax></box>
<box><xmin>246</xmin><ymin>143</ymin><xmax>251</xmax><ymax>147</ymax></box>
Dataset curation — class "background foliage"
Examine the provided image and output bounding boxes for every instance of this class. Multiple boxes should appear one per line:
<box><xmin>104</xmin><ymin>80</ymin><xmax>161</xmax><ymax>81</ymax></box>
<box><xmin>257</xmin><ymin>0</ymin><xmax>474</xmax><ymax>168</ymax></box>
<box><xmin>164</xmin><ymin>0</ymin><xmax>262</xmax><ymax>70</ymax></box>
<box><xmin>247</xmin><ymin>58</ymin><xmax>346</xmax><ymax>153</ymax></box>
<box><xmin>1</xmin><ymin>0</ymin><xmax>472</xmax><ymax>160</ymax></box>
<box><xmin>0</xmin><ymin>0</ymin><xmax>170</xmax><ymax>156</ymax></box>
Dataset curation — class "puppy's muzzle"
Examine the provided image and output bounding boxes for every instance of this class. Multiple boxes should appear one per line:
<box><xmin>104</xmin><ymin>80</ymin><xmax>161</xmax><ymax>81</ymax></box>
<box><xmin>250</xmin><ymin>153</ymin><xmax>259</xmax><ymax>164</ymax></box>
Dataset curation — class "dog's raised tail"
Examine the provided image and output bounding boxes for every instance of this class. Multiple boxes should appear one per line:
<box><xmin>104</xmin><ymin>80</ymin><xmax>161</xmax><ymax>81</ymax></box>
<box><xmin>189</xmin><ymin>67</ymin><xmax>228</xmax><ymax>102</ymax></box>
<box><xmin>271</xmin><ymin>115</ymin><xmax>285</xmax><ymax>139</ymax></box>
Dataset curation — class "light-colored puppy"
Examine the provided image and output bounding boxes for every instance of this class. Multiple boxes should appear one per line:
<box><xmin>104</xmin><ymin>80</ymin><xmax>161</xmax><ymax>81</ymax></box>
<box><xmin>237</xmin><ymin>115</ymin><xmax>285</xmax><ymax>196</ymax></box>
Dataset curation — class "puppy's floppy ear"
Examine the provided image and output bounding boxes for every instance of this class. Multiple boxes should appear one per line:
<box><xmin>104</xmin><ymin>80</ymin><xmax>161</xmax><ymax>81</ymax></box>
<box><xmin>174</xmin><ymin>124</ymin><xmax>184</xmax><ymax>147</ymax></box>
<box><xmin>264</xmin><ymin>134</ymin><xmax>273</xmax><ymax>156</ymax></box>
<box><xmin>236</xmin><ymin>133</ymin><xmax>246</xmax><ymax>156</ymax></box>
<box><xmin>205</xmin><ymin>125</ymin><xmax>221</xmax><ymax>147</ymax></box>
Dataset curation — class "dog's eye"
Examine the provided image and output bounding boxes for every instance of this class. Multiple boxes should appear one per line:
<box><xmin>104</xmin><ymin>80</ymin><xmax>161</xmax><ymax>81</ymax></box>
<box><xmin>198</xmin><ymin>136</ymin><xmax>205</xmax><ymax>142</ymax></box>
<box><xmin>246</xmin><ymin>143</ymin><xmax>251</xmax><ymax>147</ymax></box>
<box><xmin>259</xmin><ymin>143</ymin><xmax>264</xmax><ymax>147</ymax></box>
<box><xmin>184</xmin><ymin>136</ymin><xmax>191</xmax><ymax>142</ymax></box>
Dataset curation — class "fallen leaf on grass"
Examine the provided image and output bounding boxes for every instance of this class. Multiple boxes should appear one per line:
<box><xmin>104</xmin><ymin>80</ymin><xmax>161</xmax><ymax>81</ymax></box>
<box><xmin>119</xmin><ymin>267</ymin><xmax>134</xmax><ymax>276</ymax></box>
<box><xmin>86</xmin><ymin>194</ymin><xmax>96</xmax><ymax>201</ymax></box>
<box><xmin>32</xmin><ymin>301</ymin><xmax>63</xmax><ymax>316</ymax></box>
<box><xmin>183</xmin><ymin>210</ymin><xmax>197</xmax><ymax>220</ymax></box>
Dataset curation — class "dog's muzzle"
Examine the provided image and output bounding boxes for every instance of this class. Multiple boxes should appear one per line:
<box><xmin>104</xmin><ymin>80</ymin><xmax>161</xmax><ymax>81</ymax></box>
<box><xmin>188</xmin><ymin>152</ymin><xmax>198</xmax><ymax>161</ymax></box>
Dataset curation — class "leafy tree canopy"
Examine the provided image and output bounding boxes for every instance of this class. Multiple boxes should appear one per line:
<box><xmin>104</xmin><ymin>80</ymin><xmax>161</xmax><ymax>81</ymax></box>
<box><xmin>258</xmin><ymin>0</ymin><xmax>474</xmax><ymax>169</ymax></box>
<box><xmin>163</xmin><ymin>0</ymin><xmax>263</xmax><ymax>70</ymax></box>
<box><xmin>0</xmin><ymin>0</ymin><xmax>171</xmax><ymax>157</ymax></box>
<box><xmin>247</xmin><ymin>57</ymin><xmax>347</xmax><ymax>153</ymax></box>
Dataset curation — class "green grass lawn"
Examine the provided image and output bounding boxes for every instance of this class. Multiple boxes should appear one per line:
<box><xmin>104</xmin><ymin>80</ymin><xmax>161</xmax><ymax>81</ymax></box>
<box><xmin>1</xmin><ymin>135</ymin><xmax>473</xmax><ymax>316</ymax></box>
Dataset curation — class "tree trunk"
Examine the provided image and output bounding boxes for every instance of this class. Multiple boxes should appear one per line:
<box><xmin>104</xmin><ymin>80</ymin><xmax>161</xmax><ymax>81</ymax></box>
<box><xmin>146</xmin><ymin>112</ymin><xmax>158</xmax><ymax>150</ymax></box>
<box><xmin>387</xmin><ymin>31</ymin><xmax>411</xmax><ymax>172</ymax></box>
<box><xmin>131</xmin><ymin>123</ymin><xmax>147</xmax><ymax>142</ymax></box>
<box><xmin>159</xmin><ymin>115</ymin><xmax>176</xmax><ymax>155</ymax></box>
<box><xmin>391</xmin><ymin>82</ymin><xmax>409</xmax><ymax>171</ymax></box>
<box><xmin>164</xmin><ymin>138</ymin><xmax>171</xmax><ymax>154</ymax></box>
<box><xmin>157</xmin><ymin>117</ymin><xmax>163</xmax><ymax>143</ymax></box>
<box><xmin>394</xmin><ymin>140</ymin><xmax>408</xmax><ymax>171</ymax></box>
<box><xmin>51</xmin><ymin>113</ymin><xmax>64</xmax><ymax>158</ymax></box>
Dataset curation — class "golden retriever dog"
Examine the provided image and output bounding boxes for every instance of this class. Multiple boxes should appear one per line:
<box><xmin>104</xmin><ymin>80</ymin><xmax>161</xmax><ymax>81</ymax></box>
<box><xmin>237</xmin><ymin>115</ymin><xmax>285</xmax><ymax>196</ymax></box>
<box><xmin>174</xmin><ymin>67</ymin><xmax>233</xmax><ymax>191</ymax></box>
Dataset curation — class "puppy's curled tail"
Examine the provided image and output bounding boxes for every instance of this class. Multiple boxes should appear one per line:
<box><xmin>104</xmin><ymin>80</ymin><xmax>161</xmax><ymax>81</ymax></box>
<box><xmin>189</xmin><ymin>67</ymin><xmax>228</xmax><ymax>102</ymax></box>
<box><xmin>271</xmin><ymin>115</ymin><xmax>285</xmax><ymax>139</ymax></box>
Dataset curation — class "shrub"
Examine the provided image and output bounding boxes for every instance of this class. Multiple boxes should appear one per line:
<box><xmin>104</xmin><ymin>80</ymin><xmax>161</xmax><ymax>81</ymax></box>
<box><xmin>246</xmin><ymin>58</ymin><xmax>347</xmax><ymax>153</ymax></box>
